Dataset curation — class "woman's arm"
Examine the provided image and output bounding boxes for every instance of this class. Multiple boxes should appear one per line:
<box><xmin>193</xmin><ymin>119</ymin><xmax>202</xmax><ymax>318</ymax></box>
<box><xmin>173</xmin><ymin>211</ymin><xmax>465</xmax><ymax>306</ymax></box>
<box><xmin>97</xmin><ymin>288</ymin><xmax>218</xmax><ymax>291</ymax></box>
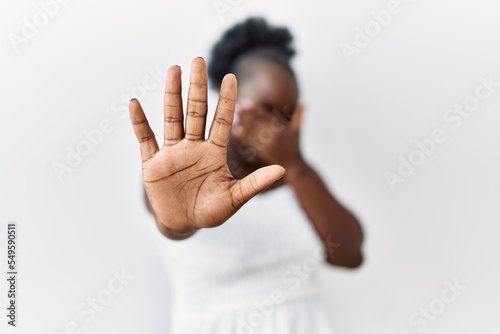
<box><xmin>232</xmin><ymin>100</ymin><xmax>364</xmax><ymax>268</ymax></box>
<box><xmin>285</xmin><ymin>161</ymin><xmax>364</xmax><ymax>268</ymax></box>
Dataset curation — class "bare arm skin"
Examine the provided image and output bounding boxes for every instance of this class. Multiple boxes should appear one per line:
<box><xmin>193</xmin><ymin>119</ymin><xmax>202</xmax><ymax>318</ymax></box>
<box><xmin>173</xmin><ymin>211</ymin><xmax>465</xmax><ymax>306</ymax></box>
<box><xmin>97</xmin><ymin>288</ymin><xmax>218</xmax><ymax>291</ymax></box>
<box><xmin>132</xmin><ymin>57</ymin><xmax>364</xmax><ymax>268</ymax></box>
<box><xmin>232</xmin><ymin>100</ymin><xmax>364</xmax><ymax>268</ymax></box>
<box><xmin>285</xmin><ymin>161</ymin><xmax>364</xmax><ymax>268</ymax></box>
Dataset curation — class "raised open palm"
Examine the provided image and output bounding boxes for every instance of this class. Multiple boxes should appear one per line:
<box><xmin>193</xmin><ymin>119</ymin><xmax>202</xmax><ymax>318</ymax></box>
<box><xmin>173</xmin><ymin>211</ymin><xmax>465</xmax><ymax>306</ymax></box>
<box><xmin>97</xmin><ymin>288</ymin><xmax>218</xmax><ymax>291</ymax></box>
<box><xmin>129</xmin><ymin>58</ymin><xmax>285</xmax><ymax>238</ymax></box>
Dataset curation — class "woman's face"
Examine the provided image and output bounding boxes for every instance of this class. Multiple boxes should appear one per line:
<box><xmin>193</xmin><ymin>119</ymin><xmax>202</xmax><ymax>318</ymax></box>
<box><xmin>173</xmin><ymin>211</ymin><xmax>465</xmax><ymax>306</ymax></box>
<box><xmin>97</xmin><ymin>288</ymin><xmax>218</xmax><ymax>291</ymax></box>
<box><xmin>228</xmin><ymin>60</ymin><xmax>298</xmax><ymax>170</ymax></box>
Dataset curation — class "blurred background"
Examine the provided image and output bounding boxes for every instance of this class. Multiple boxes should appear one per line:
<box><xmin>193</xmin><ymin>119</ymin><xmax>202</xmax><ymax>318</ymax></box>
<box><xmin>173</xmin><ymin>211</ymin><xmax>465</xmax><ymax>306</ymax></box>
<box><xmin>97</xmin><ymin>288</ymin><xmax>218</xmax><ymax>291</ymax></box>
<box><xmin>1</xmin><ymin>0</ymin><xmax>499</xmax><ymax>333</ymax></box>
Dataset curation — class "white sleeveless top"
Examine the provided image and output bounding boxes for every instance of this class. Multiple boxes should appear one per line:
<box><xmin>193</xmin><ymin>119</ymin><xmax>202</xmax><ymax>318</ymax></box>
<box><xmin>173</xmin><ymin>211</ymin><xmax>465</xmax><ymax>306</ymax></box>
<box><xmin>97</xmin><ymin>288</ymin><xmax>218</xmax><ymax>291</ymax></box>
<box><xmin>150</xmin><ymin>185</ymin><xmax>335</xmax><ymax>333</ymax></box>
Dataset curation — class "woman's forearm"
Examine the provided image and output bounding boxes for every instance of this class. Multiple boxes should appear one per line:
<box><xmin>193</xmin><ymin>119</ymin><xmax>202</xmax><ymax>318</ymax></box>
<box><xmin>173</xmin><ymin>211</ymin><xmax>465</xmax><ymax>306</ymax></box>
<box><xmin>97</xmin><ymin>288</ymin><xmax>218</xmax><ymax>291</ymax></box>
<box><xmin>285</xmin><ymin>161</ymin><xmax>364</xmax><ymax>268</ymax></box>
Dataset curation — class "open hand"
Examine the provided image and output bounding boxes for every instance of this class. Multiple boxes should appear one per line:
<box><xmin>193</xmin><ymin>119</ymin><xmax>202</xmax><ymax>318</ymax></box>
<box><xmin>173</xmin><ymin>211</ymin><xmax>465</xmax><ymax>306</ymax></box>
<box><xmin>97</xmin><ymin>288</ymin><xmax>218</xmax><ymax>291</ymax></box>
<box><xmin>129</xmin><ymin>58</ymin><xmax>285</xmax><ymax>238</ymax></box>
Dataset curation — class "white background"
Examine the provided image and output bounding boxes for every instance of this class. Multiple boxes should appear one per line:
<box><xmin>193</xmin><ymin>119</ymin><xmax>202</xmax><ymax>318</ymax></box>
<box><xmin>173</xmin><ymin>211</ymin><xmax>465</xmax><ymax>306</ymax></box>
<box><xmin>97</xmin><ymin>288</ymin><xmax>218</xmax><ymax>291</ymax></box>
<box><xmin>1</xmin><ymin>0</ymin><xmax>499</xmax><ymax>333</ymax></box>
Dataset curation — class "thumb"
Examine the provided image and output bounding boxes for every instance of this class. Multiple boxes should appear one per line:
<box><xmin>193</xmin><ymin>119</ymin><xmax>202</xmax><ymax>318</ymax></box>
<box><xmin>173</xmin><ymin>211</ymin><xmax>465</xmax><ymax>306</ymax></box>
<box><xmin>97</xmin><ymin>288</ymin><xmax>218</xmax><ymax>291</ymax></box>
<box><xmin>232</xmin><ymin>165</ymin><xmax>285</xmax><ymax>205</ymax></box>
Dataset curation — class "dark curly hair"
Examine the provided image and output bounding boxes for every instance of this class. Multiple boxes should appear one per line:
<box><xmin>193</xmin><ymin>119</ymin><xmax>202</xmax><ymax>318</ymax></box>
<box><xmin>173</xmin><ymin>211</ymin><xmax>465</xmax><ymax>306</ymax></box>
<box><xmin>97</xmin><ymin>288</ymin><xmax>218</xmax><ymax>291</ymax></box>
<box><xmin>207</xmin><ymin>17</ymin><xmax>297</xmax><ymax>90</ymax></box>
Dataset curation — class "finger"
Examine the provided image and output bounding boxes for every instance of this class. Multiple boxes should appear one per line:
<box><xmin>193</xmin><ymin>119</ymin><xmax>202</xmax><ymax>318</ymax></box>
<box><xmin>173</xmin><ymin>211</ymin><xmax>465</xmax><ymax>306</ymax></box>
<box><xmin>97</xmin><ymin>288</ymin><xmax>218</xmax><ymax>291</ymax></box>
<box><xmin>185</xmin><ymin>57</ymin><xmax>208</xmax><ymax>141</ymax></box>
<box><xmin>129</xmin><ymin>98</ymin><xmax>159</xmax><ymax>162</ymax></box>
<box><xmin>231</xmin><ymin>165</ymin><xmax>285</xmax><ymax>206</ymax></box>
<box><xmin>232</xmin><ymin>101</ymin><xmax>256</xmax><ymax>140</ymax></box>
<box><xmin>208</xmin><ymin>73</ymin><xmax>237</xmax><ymax>148</ymax></box>
<box><xmin>290</xmin><ymin>104</ymin><xmax>304</xmax><ymax>133</ymax></box>
<box><xmin>164</xmin><ymin>65</ymin><xmax>184</xmax><ymax>146</ymax></box>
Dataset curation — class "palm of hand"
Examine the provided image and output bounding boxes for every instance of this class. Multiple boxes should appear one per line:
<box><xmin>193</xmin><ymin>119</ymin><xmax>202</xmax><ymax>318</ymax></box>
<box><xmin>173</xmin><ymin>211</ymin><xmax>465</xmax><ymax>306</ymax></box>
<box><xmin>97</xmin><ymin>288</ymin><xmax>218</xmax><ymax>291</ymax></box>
<box><xmin>143</xmin><ymin>141</ymin><xmax>240</xmax><ymax>230</ymax></box>
<box><xmin>129</xmin><ymin>58</ymin><xmax>285</xmax><ymax>234</ymax></box>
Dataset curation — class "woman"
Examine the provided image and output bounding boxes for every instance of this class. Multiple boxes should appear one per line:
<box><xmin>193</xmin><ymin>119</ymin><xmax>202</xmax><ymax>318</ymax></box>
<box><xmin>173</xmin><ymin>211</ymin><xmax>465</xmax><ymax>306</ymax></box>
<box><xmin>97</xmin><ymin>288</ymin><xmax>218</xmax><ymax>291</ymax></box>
<box><xmin>129</xmin><ymin>17</ymin><xmax>364</xmax><ymax>333</ymax></box>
